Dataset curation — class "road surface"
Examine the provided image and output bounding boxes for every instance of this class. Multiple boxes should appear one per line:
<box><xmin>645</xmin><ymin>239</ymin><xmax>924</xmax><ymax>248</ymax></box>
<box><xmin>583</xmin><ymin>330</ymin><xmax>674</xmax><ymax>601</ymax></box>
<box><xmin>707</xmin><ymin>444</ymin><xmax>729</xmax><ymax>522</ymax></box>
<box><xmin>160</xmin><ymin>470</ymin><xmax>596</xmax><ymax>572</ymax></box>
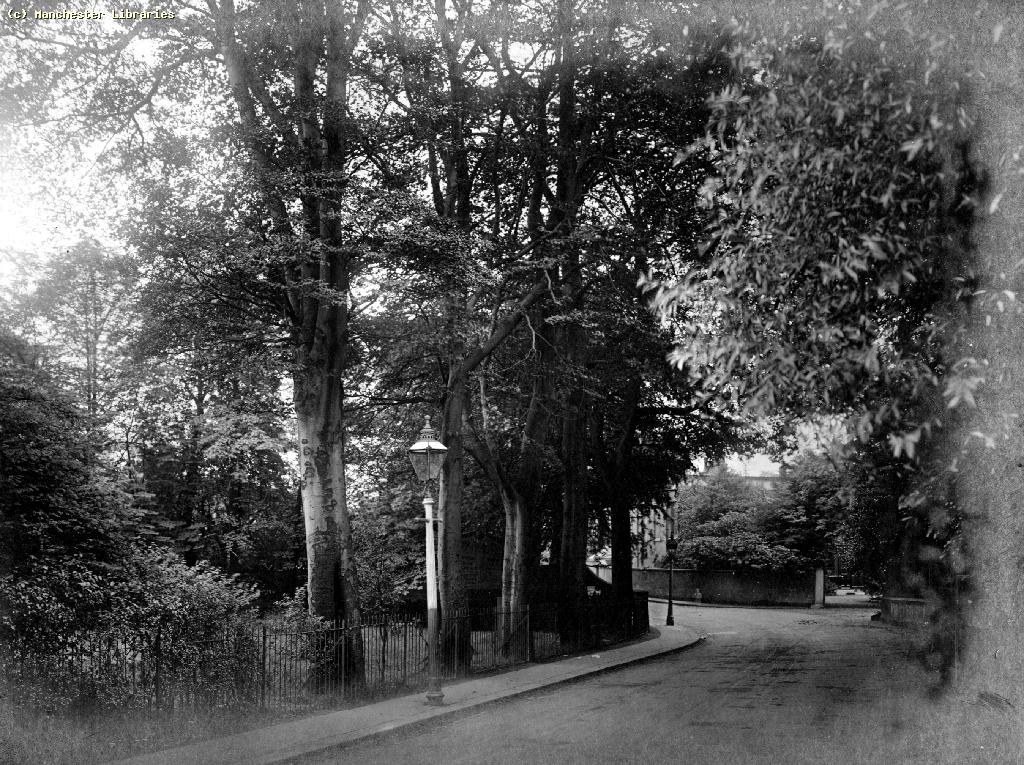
<box><xmin>299</xmin><ymin>604</ymin><xmax>963</xmax><ymax>764</ymax></box>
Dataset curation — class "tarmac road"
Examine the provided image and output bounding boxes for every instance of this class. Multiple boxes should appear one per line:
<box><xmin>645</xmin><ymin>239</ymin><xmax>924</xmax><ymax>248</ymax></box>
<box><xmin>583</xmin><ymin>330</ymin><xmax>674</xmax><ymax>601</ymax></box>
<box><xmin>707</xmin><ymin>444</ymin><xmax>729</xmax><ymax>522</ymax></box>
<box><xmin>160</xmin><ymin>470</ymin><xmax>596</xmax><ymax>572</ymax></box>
<box><xmin>302</xmin><ymin>603</ymin><xmax>947</xmax><ymax>765</ymax></box>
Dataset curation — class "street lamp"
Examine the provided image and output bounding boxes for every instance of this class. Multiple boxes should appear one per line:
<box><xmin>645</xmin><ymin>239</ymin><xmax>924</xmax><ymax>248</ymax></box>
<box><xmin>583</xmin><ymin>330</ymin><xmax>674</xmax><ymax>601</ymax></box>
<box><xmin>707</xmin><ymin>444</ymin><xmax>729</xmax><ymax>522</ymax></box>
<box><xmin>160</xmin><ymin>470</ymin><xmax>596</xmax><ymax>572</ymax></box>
<box><xmin>665</xmin><ymin>510</ymin><xmax>678</xmax><ymax>627</ymax></box>
<box><xmin>408</xmin><ymin>415</ymin><xmax>448</xmax><ymax>706</ymax></box>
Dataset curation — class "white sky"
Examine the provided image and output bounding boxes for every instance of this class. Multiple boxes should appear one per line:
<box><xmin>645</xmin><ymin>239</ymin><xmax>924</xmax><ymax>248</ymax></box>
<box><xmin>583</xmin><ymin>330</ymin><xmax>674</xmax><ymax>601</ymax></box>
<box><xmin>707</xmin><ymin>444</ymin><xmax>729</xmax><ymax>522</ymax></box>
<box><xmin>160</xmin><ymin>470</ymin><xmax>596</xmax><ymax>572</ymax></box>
<box><xmin>0</xmin><ymin>130</ymin><xmax>121</xmax><ymax>288</ymax></box>
<box><xmin>0</xmin><ymin>164</ymin><xmax>59</xmax><ymax>281</ymax></box>
<box><xmin>725</xmin><ymin>453</ymin><xmax>781</xmax><ymax>477</ymax></box>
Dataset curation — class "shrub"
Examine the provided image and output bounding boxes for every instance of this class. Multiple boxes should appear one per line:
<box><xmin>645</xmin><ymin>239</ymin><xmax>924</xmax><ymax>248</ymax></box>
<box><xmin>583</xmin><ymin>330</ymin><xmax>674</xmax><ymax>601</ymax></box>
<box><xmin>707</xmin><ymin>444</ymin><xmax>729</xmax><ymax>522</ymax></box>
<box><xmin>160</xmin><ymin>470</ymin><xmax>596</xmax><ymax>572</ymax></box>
<box><xmin>671</xmin><ymin>463</ymin><xmax>845</xmax><ymax>574</ymax></box>
<box><xmin>3</xmin><ymin>549</ymin><xmax>259</xmax><ymax>711</ymax></box>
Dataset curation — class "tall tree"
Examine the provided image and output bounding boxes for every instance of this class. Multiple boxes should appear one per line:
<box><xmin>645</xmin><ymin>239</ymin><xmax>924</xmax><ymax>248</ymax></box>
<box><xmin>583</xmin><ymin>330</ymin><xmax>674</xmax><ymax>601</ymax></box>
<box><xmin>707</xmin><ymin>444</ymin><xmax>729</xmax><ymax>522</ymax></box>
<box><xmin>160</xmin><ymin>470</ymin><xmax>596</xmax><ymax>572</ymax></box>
<box><xmin>651</xmin><ymin>0</ymin><xmax>1024</xmax><ymax>711</ymax></box>
<box><xmin>2</xmin><ymin>2</ymin><xmax>380</xmax><ymax>629</ymax></box>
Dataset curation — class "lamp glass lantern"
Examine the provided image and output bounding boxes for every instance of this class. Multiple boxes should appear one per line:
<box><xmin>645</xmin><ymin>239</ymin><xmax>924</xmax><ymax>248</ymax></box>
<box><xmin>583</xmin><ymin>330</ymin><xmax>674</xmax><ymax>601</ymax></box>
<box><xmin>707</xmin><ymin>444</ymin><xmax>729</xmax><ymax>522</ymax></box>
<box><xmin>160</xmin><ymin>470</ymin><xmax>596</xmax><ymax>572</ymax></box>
<box><xmin>665</xmin><ymin>495</ymin><xmax>678</xmax><ymax>555</ymax></box>
<box><xmin>408</xmin><ymin>417</ymin><xmax>448</xmax><ymax>482</ymax></box>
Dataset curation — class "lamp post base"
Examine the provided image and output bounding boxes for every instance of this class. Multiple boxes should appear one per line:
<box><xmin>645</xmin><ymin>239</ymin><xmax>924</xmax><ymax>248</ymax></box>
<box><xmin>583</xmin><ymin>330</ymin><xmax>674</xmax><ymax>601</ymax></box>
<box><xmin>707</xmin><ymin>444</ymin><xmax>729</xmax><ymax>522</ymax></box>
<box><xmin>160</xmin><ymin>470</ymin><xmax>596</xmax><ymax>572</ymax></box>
<box><xmin>666</xmin><ymin>609</ymin><xmax>674</xmax><ymax>627</ymax></box>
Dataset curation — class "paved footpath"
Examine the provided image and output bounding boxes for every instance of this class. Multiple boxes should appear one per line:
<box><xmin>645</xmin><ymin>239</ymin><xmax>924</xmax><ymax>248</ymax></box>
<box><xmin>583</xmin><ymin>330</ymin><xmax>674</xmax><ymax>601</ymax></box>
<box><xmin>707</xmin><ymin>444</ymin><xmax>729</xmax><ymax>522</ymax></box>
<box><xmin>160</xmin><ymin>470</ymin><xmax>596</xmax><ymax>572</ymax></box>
<box><xmin>111</xmin><ymin>616</ymin><xmax>703</xmax><ymax>765</ymax></box>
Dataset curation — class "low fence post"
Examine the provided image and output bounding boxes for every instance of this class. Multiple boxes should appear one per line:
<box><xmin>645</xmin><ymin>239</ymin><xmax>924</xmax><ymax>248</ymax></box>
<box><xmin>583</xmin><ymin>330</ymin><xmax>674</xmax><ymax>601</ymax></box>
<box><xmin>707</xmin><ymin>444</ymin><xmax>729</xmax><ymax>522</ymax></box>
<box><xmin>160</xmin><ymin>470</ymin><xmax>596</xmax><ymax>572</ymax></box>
<box><xmin>492</xmin><ymin>606</ymin><xmax>498</xmax><ymax>666</ymax></box>
<box><xmin>955</xmin><ymin>575</ymin><xmax>962</xmax><ymax>682</ymax></box>
<box><xmin>402</xmin><ymin>618</ymin><xmax>409</xmax><ymax>686</ymax></box>
<box><xmin>526</xmin><ymin>605</ymin><xmax>532</xmax><ymax>662</ymax></box>
<box><xmin>260</xmin><ymin>625</ymin><xmax>267</xmax><ymax>709</ymax></box>
<box><xmin>528</xmin><ymin>606</ymin><xmax>536</xmax><ymax>659</ymax></box>
<box><xmin>154</xmin><ymin>622</ymin><xmax>162</xmax><ymax>711</ymax></box>
<box><xmin>340</xmin><ymin>622</ymin><xmax>347</xmax><ymax>697</ymax></box>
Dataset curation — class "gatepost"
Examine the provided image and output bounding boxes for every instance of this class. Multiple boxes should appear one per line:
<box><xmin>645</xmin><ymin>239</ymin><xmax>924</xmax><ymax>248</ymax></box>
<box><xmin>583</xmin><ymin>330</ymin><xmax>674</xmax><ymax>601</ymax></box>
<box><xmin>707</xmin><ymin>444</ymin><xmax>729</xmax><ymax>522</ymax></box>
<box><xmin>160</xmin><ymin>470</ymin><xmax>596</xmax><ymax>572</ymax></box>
<box><xmin>811</xmin><ymin>568</ymin><xmax>825</xmax><ymax>608</ymax></box>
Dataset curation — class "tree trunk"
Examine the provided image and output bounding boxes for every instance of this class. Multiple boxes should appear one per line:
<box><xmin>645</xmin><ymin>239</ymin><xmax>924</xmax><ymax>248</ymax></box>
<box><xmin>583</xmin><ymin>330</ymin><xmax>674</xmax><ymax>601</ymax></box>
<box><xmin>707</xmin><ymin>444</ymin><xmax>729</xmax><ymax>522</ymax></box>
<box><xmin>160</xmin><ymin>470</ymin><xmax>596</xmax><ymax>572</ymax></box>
<box><xmin>206</xmin><ymin>0</ymin><xmax>371</xmax><ymax>688</ymax></box>
<box><xmin>558</xmin><ymin>387</ymin><xmax>590</xmax><ymax>600</ymax></box>
<box><xmin>609</xmin><ymin>492</ymin><xmax>633</xmax><ymax>602</ymax></box>
<box><xmin>550</xmin><ymin>0</ymin><xmax>590</xmax><ymax>615</ymax></box>
<box><xmin>438</xmin><ymin>370</ymin><xmax>470</xmax><ymax>671</ymax></box>
<box><xmin>467</xmin><ymin>344</ymin><xmax>554</xmax><ymax>656</ymax></box>
<box><xmin>607</xmin><ymin>377</ymin><xmax>642</xmax><ymax>602</ymax></box>
<box><xmin>493</xmin><ymin>486</ymin><xmax>527</xmax><ymax>657</ymax></box>
<box><xmin>181</xmin><ymin>373</ymin><xmax>206</xmax><ymax>565</ymax></box>
<box><xmin>85</xmin><ymin>267</ymin><xmax>99</xmax><ymax>419</ymax></box>
<box><xmin>505</xmin><ymin>313</ymin><xmax>557</xmax><ymax>612</ymax></box>
<box><xmin>293</xmin><ymin>292</ymin><xmax>363</xmax><ymax>686</ymax></box>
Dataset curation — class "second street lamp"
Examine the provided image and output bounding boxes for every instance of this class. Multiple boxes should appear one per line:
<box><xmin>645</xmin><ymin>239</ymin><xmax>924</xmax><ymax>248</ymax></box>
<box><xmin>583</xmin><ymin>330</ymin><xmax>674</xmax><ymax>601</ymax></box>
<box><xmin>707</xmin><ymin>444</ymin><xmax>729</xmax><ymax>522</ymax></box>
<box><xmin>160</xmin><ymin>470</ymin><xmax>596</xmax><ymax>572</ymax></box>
<box><xmin>665</xmin><ymin>507</ymin><xmax>678</xmax><ymax>627</ymax></box>
<box><xmin>407</xmin><ymin>416</ymin><xmax>448</xmax><ymax>706</ymax></box>
<box><xmin>665</xmin><ymin>538</ymin><xmax>678</xmax><ymax>626</ymax></box>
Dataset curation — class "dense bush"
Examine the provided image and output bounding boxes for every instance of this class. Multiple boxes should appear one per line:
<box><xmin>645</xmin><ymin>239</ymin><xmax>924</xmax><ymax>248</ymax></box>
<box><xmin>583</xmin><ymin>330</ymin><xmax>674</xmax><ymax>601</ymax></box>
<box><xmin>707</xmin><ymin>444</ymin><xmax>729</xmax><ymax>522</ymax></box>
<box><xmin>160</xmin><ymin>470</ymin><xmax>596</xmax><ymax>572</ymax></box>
<box><xmin>3</xmin><ymin>552</ymin><xmax>259</xmax><ymax>711</ymax></box>
<box><xmin>1</xmin><ymin>350</ymin><xmax>128</xmax><ymax>571</ymax></box>
<box><xmin>773</xmin><ymin>449</ymin><xmax>907</xmax><ymax>594</ymax></box>
<box><xmin>671</xmin><ymin>459</ymin><xmax>855</xmax><ymax>574</ymax></box>
<box><xmin>769</xmin><ymin>456</ymin><xmax>850</xmax><ymax>570</ymax></box>
<box><xmin>352</xmin><ymin>514</ymin><xmax>425</xmax><ymax>615</ymax></box>
<box><xmin>1</xmin><ymin>334</ymin><xmax>261</xmax><ymax>711</ymax></box>
<box><xmin>670</xmin><ymin>452</ymin><xmax>905</xmax><ymax>588</ymax></box>
<box><xmin>2</xmin><ymin>340</ymin><xmax>131</xmax><ymax>641</ymax></box>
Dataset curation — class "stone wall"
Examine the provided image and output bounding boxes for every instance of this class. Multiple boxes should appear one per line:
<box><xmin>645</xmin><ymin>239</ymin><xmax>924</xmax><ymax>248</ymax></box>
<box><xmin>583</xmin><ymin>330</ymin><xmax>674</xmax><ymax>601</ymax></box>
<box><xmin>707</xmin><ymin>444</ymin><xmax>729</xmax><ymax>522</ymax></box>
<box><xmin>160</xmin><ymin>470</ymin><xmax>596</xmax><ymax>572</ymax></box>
<box><xmin>590</xmin><ymin>566</ymin><xmax>817</xmax><ymax>607</ymax></box>
<box><xmin>879</xmin><ymin>596</ymin><xmax>929</xmax><ymax>627</ymax></box>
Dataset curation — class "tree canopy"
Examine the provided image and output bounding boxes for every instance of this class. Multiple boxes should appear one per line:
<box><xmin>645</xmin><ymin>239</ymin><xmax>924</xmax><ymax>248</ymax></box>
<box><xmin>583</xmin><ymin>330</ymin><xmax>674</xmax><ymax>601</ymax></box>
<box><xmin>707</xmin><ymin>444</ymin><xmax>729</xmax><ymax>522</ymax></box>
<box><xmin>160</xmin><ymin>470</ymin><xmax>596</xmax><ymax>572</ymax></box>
<box><xmin>4</xmin><ymin>0</ymin><xmax>1024</xmax><ymax>730</ymax></box>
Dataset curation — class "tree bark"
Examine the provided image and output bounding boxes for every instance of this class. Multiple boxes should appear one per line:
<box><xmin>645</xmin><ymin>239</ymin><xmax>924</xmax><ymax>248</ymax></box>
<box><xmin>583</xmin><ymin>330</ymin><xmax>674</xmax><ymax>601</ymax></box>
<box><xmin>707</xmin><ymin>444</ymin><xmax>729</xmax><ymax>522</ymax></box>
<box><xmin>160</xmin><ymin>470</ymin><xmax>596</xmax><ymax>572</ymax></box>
<box><xmin>609</xmin><ymin>490</ymin><xmax>633</xmax><ymax>600</ymax></box>
<box><xmin>606</xmin><ymin>376</ymin><xmax>642</xmax><ymax>601</ymax></box>
<box><xmin>558</xmin><ymin>384</ymin><xmax>589</xmax><ymax>599</ymax></box>
<box><xmin>212</xmin><ymin>0</ymin><xmax>368</xmax><ymax>686</ymax></box>
<box><xmin>549</xmin><ymin>0</ymin><xmax>592</xmax><ymax>609</ymax></box>
<box><xmin>437</xmin><ymin>367</ymin><xmax>469</xmax><ymax>669</ymax></box>
<box><xmin>293</xmin><ymin>280</ymin><xmax>364</xmax><ymax>683</ymax></box>
<box><xmin>466</xmin><ymin>334</ymin><xmax>555</xmax><ymax>654</ymax></box>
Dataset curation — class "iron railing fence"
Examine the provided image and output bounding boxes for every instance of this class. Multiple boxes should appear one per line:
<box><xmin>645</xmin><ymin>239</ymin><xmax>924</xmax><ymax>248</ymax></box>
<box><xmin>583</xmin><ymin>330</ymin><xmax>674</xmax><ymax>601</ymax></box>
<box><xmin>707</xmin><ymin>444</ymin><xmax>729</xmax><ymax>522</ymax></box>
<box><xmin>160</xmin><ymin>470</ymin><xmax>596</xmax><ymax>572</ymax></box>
<box><xmin>6</xmin><ymin>594</ymin><xmax>648</xmax><ymax>713</ymax></box>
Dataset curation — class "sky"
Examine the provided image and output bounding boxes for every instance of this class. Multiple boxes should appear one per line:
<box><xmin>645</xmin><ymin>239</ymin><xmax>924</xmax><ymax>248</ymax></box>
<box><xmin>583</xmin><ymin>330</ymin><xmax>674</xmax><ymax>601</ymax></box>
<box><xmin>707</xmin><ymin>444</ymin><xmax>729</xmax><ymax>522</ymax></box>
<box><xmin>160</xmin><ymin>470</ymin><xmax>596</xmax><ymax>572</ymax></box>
<box><xmin>0</xmin><ymin>137</ymin><xmax>68</xmax><ymax>283</ymax></box>
<box><xmin>725</xmin><ymin>452</ymin><xmax>780</xmax><ymax>477</ymax></box>
<box><xmin>0</xmin><ymin>130</ymin><xmax>120</xmax><ymax>287</ymax></box>
<box><xmin>0</xmin><ymin>160</ymin><xmax>56</xmax><ymax>280</ymax></box>
<box><xmin>0</xmin><ymin>9</ymin><xmax>163</xmax><ymax>283</ymax></box>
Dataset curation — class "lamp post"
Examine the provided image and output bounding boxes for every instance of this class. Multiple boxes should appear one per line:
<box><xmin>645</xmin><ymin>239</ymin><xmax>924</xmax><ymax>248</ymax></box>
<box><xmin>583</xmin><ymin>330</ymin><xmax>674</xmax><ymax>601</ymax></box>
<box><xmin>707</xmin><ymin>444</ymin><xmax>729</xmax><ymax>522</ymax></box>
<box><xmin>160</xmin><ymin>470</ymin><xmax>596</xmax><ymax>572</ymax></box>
<box><xmin>664</xmin><ymin>486</ymin><xmax>680</xmax><ymax>626</ymax></box>
<box><xmin>665</xmin><ymin>510</ymin><xmax>678</xmax><ymax>627</ymax></box>
<box><xmin>407</xmin><ymin>416</ymin><xmax>448</xmax><ymax>706</ymax></box>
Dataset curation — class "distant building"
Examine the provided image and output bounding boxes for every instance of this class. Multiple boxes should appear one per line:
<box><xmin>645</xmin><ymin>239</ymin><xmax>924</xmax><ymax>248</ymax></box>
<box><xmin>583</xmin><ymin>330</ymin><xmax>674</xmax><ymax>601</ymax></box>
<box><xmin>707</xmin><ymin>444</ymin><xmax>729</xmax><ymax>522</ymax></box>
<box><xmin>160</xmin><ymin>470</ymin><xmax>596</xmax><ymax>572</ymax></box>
<box><xmin>630</xmin><ymin>513</ymin><xmax>664</xmax><ymax>569</ymax></box>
